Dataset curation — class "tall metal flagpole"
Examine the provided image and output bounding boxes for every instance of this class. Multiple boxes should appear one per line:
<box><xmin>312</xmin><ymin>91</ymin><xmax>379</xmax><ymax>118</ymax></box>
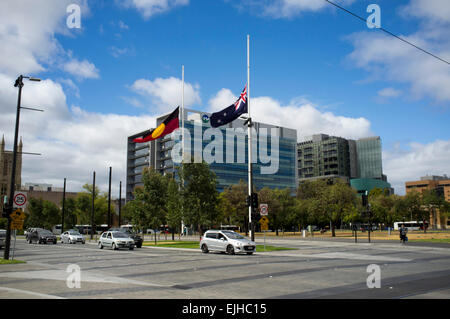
<box><xmin>247</xmin><ymin>34</ymin><xmax>254</xmax><ymax>241</ymax></box>
<box><xmin>181</xmin><ymin>65</ymin><xmax>185</xmax><ymax>162</ymax></box>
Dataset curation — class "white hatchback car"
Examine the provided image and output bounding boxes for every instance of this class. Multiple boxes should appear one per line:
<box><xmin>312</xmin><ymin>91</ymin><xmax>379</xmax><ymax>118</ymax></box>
<box><xmin>200</xmin><ymin>230</ymin><xmax>256</xmax><ymax>255</ymax></box>
<box><xmin>98</xmin><ymin>231</ymin><xmax>135</xmax><ymax>250</ymax></box>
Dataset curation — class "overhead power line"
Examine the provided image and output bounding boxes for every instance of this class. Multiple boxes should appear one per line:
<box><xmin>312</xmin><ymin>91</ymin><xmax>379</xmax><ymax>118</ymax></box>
<box><xmin>324</xmin><ymin>0</ymin><xmax>450</xmax><ymax>66</ymax></box>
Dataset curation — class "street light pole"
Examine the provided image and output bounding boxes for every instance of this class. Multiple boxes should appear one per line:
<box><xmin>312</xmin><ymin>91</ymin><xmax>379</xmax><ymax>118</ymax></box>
<box><xmin>3</xmin><ymin>75</ymin><xmax>40</xmax><ymax>260</ymax></box>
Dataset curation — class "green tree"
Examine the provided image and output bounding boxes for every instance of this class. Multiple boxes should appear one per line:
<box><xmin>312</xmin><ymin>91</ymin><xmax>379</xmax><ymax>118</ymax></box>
<box><xmin>75</xmin><ymin>184</ymin><xmax>111</xmax><ymax>228</ymax></box>
<box><xmin>25</xmin><ymin>198</ymin><xmax>61</xmax><ymax>230</ymax></box>
<box><xmin>132</xmin><ymin>167</ymin><xmax>169</xmax><ymax>244</ymax></box>
<box><xmin>179</xmin><ymin>161</ymin><xmax>219</xmax><ymax>236</ymax></box>
<box><xmin>218</xmin><ymin>180</ymin><xmax>248</xmax><ymax>233</ymax></box>
<box><xmin>166</xmin><ymin>174</ymin><xmax>183</xmax><ymax>240</ymax></box>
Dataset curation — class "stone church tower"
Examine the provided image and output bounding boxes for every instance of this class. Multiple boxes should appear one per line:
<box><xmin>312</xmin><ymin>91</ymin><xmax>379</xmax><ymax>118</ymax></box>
<box><xmin>0</xmin><ymin>135</ymin><xmax>23</xmax><ymax>210</ymax></box>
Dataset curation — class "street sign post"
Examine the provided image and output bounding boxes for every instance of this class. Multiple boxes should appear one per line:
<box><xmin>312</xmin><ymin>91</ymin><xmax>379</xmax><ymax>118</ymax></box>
<box><xmin>10</xmin><ymin>209</ymin><xmax>26</xmax><ymax>230</ymax></box>
<box><xmin>13</xmin><ymin>192</ymin><xmax>27</xmax><ymax>210</ymax></box>
<box><xmin>259</xmin><ymin>203</ymin><xmax>268</xmax><ymax>216</ymax></box>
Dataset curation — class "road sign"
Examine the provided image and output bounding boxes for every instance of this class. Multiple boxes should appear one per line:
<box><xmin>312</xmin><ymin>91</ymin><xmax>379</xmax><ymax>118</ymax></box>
<box><xmin>13</xmin><ymin>192</ymin><xmax>27</xmax><ymax>209</ymax></box>
<box><xmin>259</xmin><ymin>203</ymin><xmax>268</xmax><ymax>216</ymax></box>
<box><xmin>10</xmin><ymin>209</ymin><xmax>26</xmax><ymax>230</ymax></box>
<box><xmin>260</xmin><ymin>216</ymin><xmax>269</xmax><ymax>231</ymax></box>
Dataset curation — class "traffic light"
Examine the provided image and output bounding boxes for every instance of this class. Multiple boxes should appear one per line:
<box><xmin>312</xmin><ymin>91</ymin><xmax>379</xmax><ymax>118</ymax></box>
<box><xmin>251</xmin><ymin>193</ymin><xmax>258</xmax><ymax>210</ymax></box>
<box><xmin>361</xmin><ymin>191</ymin><xmax>368</xmax><ymax>207</ymax></box>
<box><xmin>251</xmin><ymin>211</ymin><xmax>261</xmax><ymax>222</ymax></box>
<box><xmin>246</xmin><ymin>195</ymin><xmax>251</xmax><ymax>207</ymax></box>
<box><xmin>2</xmin><ymin>203</ymin><xmax>10</xmax><ymax>218</ymax></box>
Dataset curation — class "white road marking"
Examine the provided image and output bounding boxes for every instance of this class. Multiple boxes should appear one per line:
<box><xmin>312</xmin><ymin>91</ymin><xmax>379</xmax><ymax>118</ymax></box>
<box><xmin>0</xmin><ymin>287</ymin><xmax>65</xmax><ymax>299</ymax></box>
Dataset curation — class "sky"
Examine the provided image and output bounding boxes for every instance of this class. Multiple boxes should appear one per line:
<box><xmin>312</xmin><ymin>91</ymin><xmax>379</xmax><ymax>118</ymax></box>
<box><xmin>0</xmin><ymin>0</ymin><xmax>449</xmax><ymax>196</ymax></box>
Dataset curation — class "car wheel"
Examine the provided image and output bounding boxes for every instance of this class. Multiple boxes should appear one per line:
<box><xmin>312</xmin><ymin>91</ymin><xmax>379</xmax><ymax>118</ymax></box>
<box><xmin>129</xmin><ymin>246</ymin><xmax>134</xmax><ymax>250</ymax></box>
<box><xmin>246</xmin><ymin>252</ymin><xmax>253</xmax><ymax>255</ymax></box>
<box><xmin>201</xmin><ymin>244</ymin><xmax>209</xmax><ymax>253</ymax></box>
<box><xmin>112</xmin><ymin>243</ymin><xmax>118</xmax><ymax>250</ymax></box>
<box><xmin>137</xmin><ymin>243</ymin><xmax>142</xmax><ymax>248</ymax></box>
<box><xmin>98</xmin><ymin>242</ymin><xmax>103</xmax><ymax>249</ymax></box>
<box><xmin>53</xmin><ymin>240</ymin><xmax>57</xmax><ymax>245</ymax></box>
<box><xmin>227</xmin><ymin>245</ymin><xmax>235</xmax><ymax>255</ymax></box>
<box><xmin>28</xmin><ymin>239</ymin><xmax>32</xmax><ymax>244</ymax></box>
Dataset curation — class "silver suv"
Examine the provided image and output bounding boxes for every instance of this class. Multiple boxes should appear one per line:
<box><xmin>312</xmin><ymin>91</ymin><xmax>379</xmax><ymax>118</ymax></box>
<box><xmin>200</xmin><ymin>230</ymin><xmax>256</xmax><ymax>255</ymax></box>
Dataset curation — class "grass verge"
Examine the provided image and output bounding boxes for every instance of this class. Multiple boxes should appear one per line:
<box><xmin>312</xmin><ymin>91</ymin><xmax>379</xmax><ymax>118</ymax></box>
<box><xmin>408</xmin><ymin>238</ymin><xmax>450</xmax><ymax>243</ymax></box>
<box><xmin>142</xmin><ymin>241</ymin><xmax>295</xmax><ymax>252</ymax></box>
<box><xmin>0</xmin><ymin>258</ymin><xmax>26</xmax><ymax>265</ymax></box>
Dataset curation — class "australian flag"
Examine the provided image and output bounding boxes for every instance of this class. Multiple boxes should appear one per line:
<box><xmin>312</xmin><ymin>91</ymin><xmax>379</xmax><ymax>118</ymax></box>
<box><xmin>210</xmin><ymin>85</ymin><xmax>247</xmax><ymax>128</ymax></box>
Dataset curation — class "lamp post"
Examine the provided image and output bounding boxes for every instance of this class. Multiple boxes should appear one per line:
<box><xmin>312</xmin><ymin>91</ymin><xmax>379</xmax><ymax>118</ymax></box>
<box><xmin>3</xmin><ymin>75</ymin><xmax>41</xmax><ymax>260</ymax></box>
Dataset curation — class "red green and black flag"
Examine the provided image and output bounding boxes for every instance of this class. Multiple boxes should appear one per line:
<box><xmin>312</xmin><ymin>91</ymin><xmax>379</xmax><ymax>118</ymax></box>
<box><xmin>133</xmin><ymin>106</ymin><xmax>180</xmax><ymax>143</ymax></box>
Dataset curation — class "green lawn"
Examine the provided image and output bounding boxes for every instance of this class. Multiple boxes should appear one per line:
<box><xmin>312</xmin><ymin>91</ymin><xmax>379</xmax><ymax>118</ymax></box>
<box><xmin>409</xmin><ymin>238</ymin><xmax>450</xmax><ymax>243</ymax></box>
<box><xmin>0</xmin><ymin>258</ymin><xmax>26</xmax><ymax>265</ymax></box>
<box><xmin>142</xmin><ymin>241</ymin><xmax>295</xmax><ymax>252</ymax></box>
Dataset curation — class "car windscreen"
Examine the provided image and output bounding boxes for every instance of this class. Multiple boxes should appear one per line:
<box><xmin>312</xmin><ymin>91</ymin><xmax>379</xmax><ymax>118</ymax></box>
<box><xmin>68</xmin><ymin>231</ymin><xmax>81</xmax><ymax>235</ymax></box>
<box><xmin>222</xmin><ymin>231</ymin><xmax>244</xmax><ymax>239</ymax></box>
<box><xmin>39</xmin><ymin>231</ymin><xmax>53</xmax><ymax>236</ymax></box>
<box><xmin>112</xmin><ymin>232</ymin><xmax>129</xmax><ymax>238</ymax></box>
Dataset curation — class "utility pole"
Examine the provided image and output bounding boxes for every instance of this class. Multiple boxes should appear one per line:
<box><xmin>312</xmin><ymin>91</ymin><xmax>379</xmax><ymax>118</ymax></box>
<box><xmin>107</xmin><ymin>166</ymin><xmax>112</xmax><ymax>228</ymax></box>
<box><xmin>61</xmin><ymin>178</ymin><xmax>66</xmax><ymax>234</ymax></box>
<box><xmin>118</xmin><ymin>181</ymin><xmax>122</xmax><ymax>227</ymax></box>
<box><xmin>91</xmin><ymin>171</ymin><xmax>95</xmax><ymax>240</ymax></box>
<box><xmin>3</xmin><ymin>75</ymin><xmax>41</xmax><ymax>260</ymax></box>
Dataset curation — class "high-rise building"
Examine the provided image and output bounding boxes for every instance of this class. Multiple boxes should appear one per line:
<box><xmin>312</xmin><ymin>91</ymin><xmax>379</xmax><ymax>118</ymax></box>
<box><xmin>0</xmin><ymin>135</ymin><xmax>22</xmax><ymax>211</ymax></box>
<box><xmin>297</xmin><ymin>134</ymin><xmax>392</xmax><ymax>193</ymax></box>
<box><xmin>127</xmin><ymin>109</ymin><xmax>298</xmax><ymax>201</ymax></box>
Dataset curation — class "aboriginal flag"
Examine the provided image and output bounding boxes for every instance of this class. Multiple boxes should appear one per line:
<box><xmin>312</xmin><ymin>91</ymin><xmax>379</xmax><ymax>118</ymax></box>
<box><xmin>133</xmin><ymin>106</ymin><xmax>180</xmax><ymax>143</ymax></box>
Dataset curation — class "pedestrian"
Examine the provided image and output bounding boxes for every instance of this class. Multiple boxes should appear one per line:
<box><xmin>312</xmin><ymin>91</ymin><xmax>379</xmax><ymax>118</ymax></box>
<box><xmin>399</xmin><ymin>224</ymin><xmax>408</xmax><ymax>244</ymax></box>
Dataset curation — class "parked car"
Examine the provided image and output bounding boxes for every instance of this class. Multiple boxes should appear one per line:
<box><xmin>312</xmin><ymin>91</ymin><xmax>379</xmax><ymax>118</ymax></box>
<box><xmin>200</xmin><ymin>230</ymin><xmax>256</xmax><ymax>255</ymax></box>
<box><xmin>60</xmin><ymin>229</ymin><xmax>85</xmax><ymax>244</ymax></box>
<box><xmin>0</xmin><ymin>229</ymin><xmax>6</xmax><ymax>249</ymax></box>
<box><xmin>109</xmin><ymin>227</ymin><xmax>143</xmax><ymax>248</ymax></box>
<box><xmin>27</xmin><ymin>229</ymin><xmax>57</xmax><ymax>244</ymax></box>
<box><xmin>98</xmin><ymin>231</ymin><xmax>135</xmax><ymax>250</ymax></box>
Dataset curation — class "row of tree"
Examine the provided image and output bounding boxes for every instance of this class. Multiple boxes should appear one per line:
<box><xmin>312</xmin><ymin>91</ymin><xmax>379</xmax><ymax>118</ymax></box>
<box><xmin>124</xmin><ymin>163</ymin><xmax>450</xmax><ymax>238</ymax></box>
<box><xmin>0</xmin><ymin>184</ymin><xmax>115</xmax><ymax>231</ymax></box>
<box><xmin>2</xmin><ymin>161</ymin><xmax>448</xmax><ymax>236</ymax></box>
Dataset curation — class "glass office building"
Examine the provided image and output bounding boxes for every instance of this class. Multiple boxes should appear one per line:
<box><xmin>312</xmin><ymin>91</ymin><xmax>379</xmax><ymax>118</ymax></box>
<box><xmin>355</xmin><ymin>137</ymin><xmax>383</xmax><ymax>179</ymax></box>
<box><xmin>127</xmin><ymin>109</ymin><xmax>298</xmax><ymax>201</ymax></box>
<box><xmin>297</xmin><ymin>134</ymin><xmax>392</xmax><ymax>193</ymax></box>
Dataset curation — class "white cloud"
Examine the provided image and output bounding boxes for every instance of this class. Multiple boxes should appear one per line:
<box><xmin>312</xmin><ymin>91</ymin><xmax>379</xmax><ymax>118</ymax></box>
<box><xmin>207</xmin><ymin>88</ymin><xmax>373</xmax><ymax>141</ymax></box>
<box><xmin>123</xmin><ymin>0</ymin><xmax>189</xmax><ymax>19</ymax></box>
<box><xmin>383</xmin><ymin>140</ymin><xmax>450</xmax><ymax>195</ymax></box>
<box><xmin>346</xmin><ymin>0</ymin><xmax>450</xmax><ymax>103</ymax></box>
<box><xmin>63</xmin><ymin>59</ymin><xmax>100</xmax><ymax>80</ymax></box>
<box><xmin>131</xmin><ymin>77</ymin><xmax>201</xmax><ymax>113</ymax></box>
<box><xmin>0</xmin><ymin>73</ymin><xmax>157</xmax><ymax>194</ymax></box>
<box><xmin>238</xmin><ymin>0</ymin><xmax>356</xmax><ymax>19</ymax></box>
<box><xmin>377</xmin><ymin>87</ymin><xmax>402</xmax><ymax>99</ymax></box>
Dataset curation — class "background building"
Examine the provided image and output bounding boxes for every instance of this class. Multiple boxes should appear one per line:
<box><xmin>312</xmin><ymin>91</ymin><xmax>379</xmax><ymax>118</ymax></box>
<box><xmin>405</xmin><ymin>175</ymin><xmax>450</xmax><ymax>229</ymax></box>
<box><xmin>0</xmin><ymin>135</ymin><xmax>22</xmax><ymax>212</ymax></box>
<box><xmin>20</xmin><ymin>183</ymin><xmax>78</xmax><ymax>209</ymax></box>
<box><xmin>127</xmin><ymin>109</ymin><xmax>298</xmax><ymax>201</ymax></box>
<box><xmin>297</xmin><ymin>134</ymin><xmax>392</xmax><ymax>193</ymax></box>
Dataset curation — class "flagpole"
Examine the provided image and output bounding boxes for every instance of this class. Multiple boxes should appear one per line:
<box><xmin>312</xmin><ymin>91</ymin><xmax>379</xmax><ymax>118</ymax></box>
<box><xmin>247</xmin><ymin>34</ymin><xmax>254</xmax><ymax>241</ymax></box>
<box><xmin>181</xmin><ymin>65</ymin><xmax>185</xmax><ymax>163</ymax></box>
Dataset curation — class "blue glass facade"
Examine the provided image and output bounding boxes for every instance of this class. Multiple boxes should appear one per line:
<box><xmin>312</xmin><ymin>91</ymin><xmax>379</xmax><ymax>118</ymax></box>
<box><xmin>127</xmin><ymin>109</ymin><xmax>297</xmax><ymax>200</ymax></box>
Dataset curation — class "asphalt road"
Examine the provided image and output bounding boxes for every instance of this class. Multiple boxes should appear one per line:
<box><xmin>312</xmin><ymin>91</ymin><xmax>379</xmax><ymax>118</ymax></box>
<box><xmin>1</xmin><ymin>238</ymin><xmax>450</xmax><ymax>299</ymax></box>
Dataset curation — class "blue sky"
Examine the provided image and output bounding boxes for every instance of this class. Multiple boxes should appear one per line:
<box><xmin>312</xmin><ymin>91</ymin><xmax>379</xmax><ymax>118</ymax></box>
<box><xmin>0</xmin><ymin>0</ymin><xmax>449</xmax><ymax>194</ymax></box>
